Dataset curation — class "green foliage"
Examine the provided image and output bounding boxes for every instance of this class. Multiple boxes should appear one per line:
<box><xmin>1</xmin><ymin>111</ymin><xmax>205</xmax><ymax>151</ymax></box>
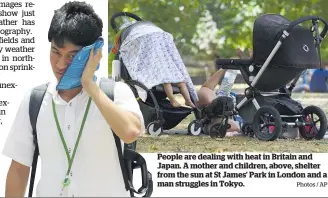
<box><xmin>109</xmin><ymin>0</ymin><xmax>206</xmax><ymax>53</ymax></box>
<box><xmin>108</xmin><ymin>0</ymin><xmax>328</xmax><ymax>74</ymax></box>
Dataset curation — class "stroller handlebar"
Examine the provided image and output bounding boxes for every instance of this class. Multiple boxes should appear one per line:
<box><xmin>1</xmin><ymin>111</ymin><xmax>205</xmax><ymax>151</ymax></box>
<box><xmin>110</xmin><ymin>12</ymin><xmax>143</xmax><ymax>33</ymax></box>
<box><xmin>216</xmin><ymin>59</ymin><xmax>253</xmax><ymax>70</ymax></box>
<box><xmin>287</xmin><ymin>15</ymin><xmax>328</xmax><ymax>39</ymax></box>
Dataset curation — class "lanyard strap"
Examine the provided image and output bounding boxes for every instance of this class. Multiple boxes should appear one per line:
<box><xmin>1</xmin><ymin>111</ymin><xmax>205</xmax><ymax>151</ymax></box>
<box><xmin>52</xmin><ymin>97</ymin><xmax>92</xmax><ymax>188</ymax></box>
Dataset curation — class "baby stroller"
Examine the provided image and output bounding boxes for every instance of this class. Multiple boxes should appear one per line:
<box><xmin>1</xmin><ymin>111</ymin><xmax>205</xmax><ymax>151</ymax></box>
<box><xmin>110</xmin><ymin>12</ymin><xmax>201</xmax><ymax>136</ymax></box>
<box><xmin>216</xmin><ymin>14</ymin><xmax>328</xmax><ymax>141</ymax></box>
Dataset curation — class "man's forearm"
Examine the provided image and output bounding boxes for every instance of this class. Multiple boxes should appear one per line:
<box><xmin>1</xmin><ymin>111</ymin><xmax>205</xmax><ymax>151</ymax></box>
<box><xmin>6</xmin><ymin>162</ymin><xmax>30</xmax><ymax>197</ymax></box>
<box><xmin>83</xmin><ymin>81</ymin><xmax>141</xmax><ymax>143</ymax></box>
<box><xmin>79</xmin><ymin>48</ymin><xmax>141</xmax><ymax>143</ymax></box>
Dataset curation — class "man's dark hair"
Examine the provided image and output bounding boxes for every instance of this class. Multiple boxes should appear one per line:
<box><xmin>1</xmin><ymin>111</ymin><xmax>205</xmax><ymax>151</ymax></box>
<box><xmin>48</xmin><ymin>1</ymin><xmax>103</xmax><ymax>47</ymax></box>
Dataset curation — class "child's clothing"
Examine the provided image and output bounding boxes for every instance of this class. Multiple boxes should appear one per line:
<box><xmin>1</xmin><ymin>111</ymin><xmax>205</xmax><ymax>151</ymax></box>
<box><xmin>119</xmin><ymin>22</ymin><xmax>198</xmax><ymax>102</ymax></box>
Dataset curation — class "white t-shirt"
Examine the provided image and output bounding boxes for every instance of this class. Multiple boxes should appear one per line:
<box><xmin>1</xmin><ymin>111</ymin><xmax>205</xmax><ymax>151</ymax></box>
<box><xmin>2</xmin><ymin>78</ymin><xmax>145</xmax><ymax>197</ymax></box>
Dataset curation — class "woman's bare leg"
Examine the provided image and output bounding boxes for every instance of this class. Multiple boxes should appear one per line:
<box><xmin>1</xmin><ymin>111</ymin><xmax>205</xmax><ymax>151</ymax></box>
<box><xmin>196</xmin><ymin>69</ymin><xmax>226</xmax><ymax>108</ymax></box>
<box><xmin>163</xmin><ymin>83</ymin><xmax>181</xmax><ymax>107</ymax></box>
<box><xmin>227</xmin><ymin>119</ymin><xmax>241</xmax><ymax>132</ymax></box>
<box><xmin>177</xmin><ymin>82</ymin><xmax>196</xmax><ymax>108</ymax></box>
<box><xmin>197</xmin><ymin>68</ymin><xmax>241</xmax><ymax>133</ymax></box>
<box><xmin>202</xmin><ymin>69</ymin><xmax>226</xmax><ymax>90</ymax></box>
<box><xmin>196</xmin><ymin>86</ymin><xmax>215</xmax><ymax>108</ymax></box>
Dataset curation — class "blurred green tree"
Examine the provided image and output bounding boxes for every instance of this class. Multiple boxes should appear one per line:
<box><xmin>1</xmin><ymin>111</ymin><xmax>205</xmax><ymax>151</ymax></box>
<box><xmin>108</xmin><ymin>0</ymin><xmax>328</xmax><ymax>74</ymax></box>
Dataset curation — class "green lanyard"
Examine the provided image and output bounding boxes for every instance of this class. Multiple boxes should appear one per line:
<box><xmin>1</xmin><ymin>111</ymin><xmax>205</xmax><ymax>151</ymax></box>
<box><xmin>52</xmin><ymin>97</ymin><xmax>92</xmax><ymax>189</ymax></box>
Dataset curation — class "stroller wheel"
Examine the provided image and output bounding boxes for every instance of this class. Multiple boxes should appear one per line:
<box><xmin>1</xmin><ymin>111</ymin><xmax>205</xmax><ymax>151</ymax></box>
<box><xmin>298</xmin><ymin>105</ymin><xmax>327</xmax><ymax>140</ymax></box>
<box><xmin>242</xmin><ymin>124</ymin><xmax>254</xmax><ymax>137</ymax></box>
<box><xmin>209</xmin><ymin>122</ymin><xmax>228</xmax><ymax>138</ymax></box>
<box><xmin>187</xmin><ymin>120</ymin><xmax>202</xmax><ymax>136</ymax></box>
<box><xmin>253</xmin><ymin>106</ymin><xmax>282</xmax><ymax>141</ymax></box>
<box><xmin>147</xmin><ymin>122</ymin><xmax>163</xmax><ymax>136</ymax></box>
<box><xmin>203</xmin><ymin>123</ymin><xmax>212</xmax><ymax>135</ymax></box>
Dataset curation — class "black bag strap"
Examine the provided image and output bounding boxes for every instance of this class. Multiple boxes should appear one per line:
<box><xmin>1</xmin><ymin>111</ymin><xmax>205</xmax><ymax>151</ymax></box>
<box><xmin>99</xmin><ymin>78</ymin><xmax>131</xmax><ymax>193</ymax></box>
<box><xmin>27</xmin><ymin>79</ymin><xmax>151</xmax><ymax>197</ymax></box>
<box><xmin>100</xmin><ymin>78</ymin><xmax>154</xmax><ymax>197</ymax></box>
<box><xmin>28</xmin><ymin>83</ymin><xmax>49</xmax><ymax>197</ymax></box>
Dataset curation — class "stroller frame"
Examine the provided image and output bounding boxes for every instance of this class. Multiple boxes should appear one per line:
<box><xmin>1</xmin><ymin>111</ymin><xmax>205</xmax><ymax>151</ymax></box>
<box><xmin>217</xmin><ymin>15</ymin><xmax>328</xmax><ymax>141</ymax></box>
<box><xmin>192</xmin><ymin>96</ymin><xmax>235</xmax><ymax>138</ymax></box>
<box><xmin>110</xmin><ymin>12</ymin><xmax>201</xmax><ymax>137</ymax></box>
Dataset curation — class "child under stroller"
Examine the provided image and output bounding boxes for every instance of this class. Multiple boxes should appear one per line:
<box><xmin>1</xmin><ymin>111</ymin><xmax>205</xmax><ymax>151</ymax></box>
<box><xmin>216</xmin><ymin>14</ymin><xmax>328</xmax><ymax>141</ymax></box>
<box><xmin>109</xmin><ymin>12</ymin><xmax>200</xmax><ymax>136</ymax></box>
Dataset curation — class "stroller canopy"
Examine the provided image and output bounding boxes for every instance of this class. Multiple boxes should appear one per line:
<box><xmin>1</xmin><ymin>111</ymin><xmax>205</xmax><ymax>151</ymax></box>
<box><xmin>253</xmin><ymin>14</ymin><xmax>320</xmax><ymax>69</ymax></box>
<box><xmin>118</xmin><ymin>21</ymin><xmax>199</xmax><ymax>102</ymax></box>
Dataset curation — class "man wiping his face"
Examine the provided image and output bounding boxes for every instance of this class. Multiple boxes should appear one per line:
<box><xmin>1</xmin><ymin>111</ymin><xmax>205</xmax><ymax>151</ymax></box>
<box><xmin>2</xmin><ymin>1</ymin><xmax>144</xmax><ymax>197</ymax></box>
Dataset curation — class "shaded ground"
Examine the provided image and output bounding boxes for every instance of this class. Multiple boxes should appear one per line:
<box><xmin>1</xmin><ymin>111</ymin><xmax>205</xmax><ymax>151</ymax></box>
<box><xmin>136</xmin><ymin>85</ymin><xmax>328</xmax><ymax>153</ymax></box>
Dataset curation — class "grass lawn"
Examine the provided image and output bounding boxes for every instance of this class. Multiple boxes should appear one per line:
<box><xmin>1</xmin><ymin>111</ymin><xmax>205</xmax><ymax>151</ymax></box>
<box><xmin>136</xmin><ymin>85</ymin><xmax>328</xmax><ymax>153</ymax></box>
<box><xmin>137</xmin><ymin>135</ymin><xmax>328</xmax><ymax>153</ymax></box>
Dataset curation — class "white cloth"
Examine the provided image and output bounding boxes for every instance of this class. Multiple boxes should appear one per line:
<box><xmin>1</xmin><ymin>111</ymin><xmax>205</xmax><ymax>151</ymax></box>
<box><xmin>121</xmin><ymin>22</ymin><xmax>164</xmax><ymax>43</ymax></box>
<box><xmin>2</xmin><ymin>78</ymin><xmax>145</xmax><ymax>197</ymax></box>
<box><xmin>119</xmin><ymin>23</ymin><xmax>199</xmax><ymax>102</ymax></box>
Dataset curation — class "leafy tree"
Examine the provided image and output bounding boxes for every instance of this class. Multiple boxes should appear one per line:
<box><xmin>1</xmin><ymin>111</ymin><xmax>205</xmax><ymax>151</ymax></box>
<box><xmin>108</xmin><ymin>0</ymin><xmax>328</xmax><ymax>74</ymax></box>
